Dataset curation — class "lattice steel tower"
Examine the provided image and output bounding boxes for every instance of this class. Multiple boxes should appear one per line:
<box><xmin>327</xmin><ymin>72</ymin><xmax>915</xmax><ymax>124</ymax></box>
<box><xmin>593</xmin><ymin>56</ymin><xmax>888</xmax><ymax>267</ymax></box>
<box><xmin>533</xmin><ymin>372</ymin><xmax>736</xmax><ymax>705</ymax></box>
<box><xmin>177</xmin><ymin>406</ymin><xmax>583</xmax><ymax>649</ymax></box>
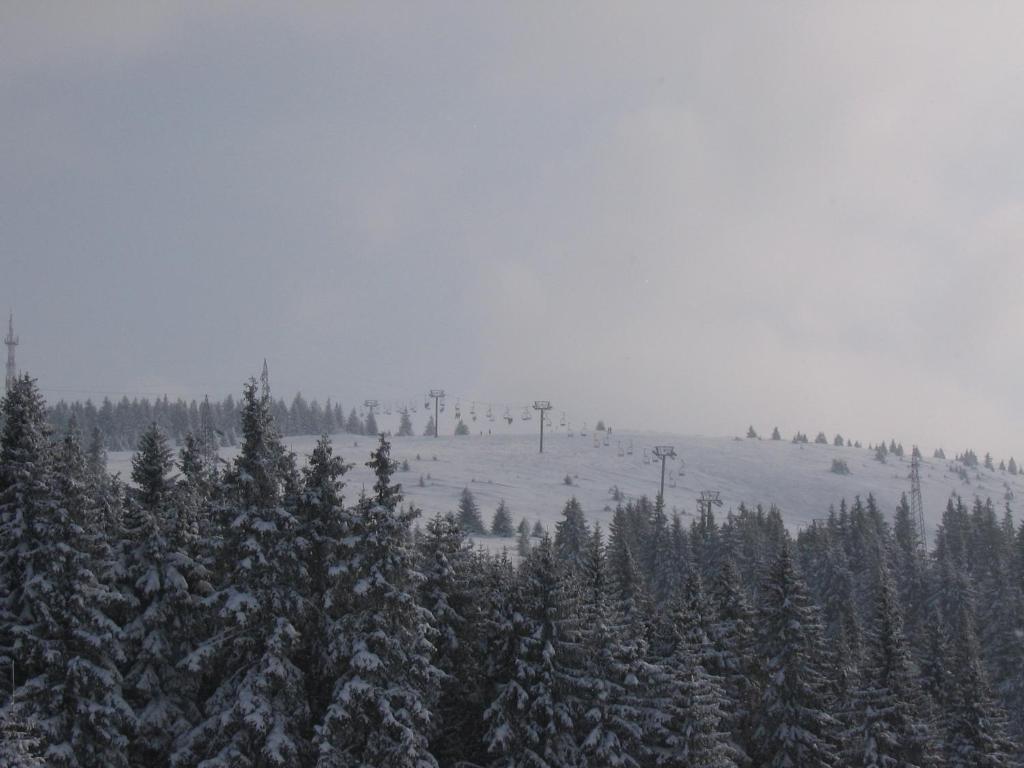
<box><xmin>909</xmin><ymin>452</ymin><xmax>927</xmax><ymax>553</ymax></box>
<box><xmin>4</xmin><ymin>311</ymin><xmax>17</xmax><ymax>393</ymax></box>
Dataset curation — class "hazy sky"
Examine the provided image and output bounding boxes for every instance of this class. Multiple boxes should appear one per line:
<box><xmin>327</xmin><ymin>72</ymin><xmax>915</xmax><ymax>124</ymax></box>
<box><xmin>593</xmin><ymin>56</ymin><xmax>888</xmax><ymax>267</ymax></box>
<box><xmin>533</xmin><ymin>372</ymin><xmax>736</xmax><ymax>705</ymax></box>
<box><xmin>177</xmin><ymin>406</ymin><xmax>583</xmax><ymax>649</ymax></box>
<box><xmin>3</xmin><ymin>3</ymin><xmax>1023</xmax><ymax>456</ymax></box>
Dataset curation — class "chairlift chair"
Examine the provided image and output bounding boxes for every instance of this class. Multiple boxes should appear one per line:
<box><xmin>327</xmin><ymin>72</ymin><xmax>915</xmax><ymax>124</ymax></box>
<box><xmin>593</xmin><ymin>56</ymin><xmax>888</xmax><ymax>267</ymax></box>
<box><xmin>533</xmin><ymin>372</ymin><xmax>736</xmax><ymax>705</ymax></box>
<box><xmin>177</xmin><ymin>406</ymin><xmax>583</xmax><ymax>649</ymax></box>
<box><xmin>559</xmin><ymin>412</ymin><xmax>566</xmax><ymax>427</ymax></box>
<box><xmin>522</xmin><ymin>407</ymin><xmax>532</xmax><ymax>421</ymax></box>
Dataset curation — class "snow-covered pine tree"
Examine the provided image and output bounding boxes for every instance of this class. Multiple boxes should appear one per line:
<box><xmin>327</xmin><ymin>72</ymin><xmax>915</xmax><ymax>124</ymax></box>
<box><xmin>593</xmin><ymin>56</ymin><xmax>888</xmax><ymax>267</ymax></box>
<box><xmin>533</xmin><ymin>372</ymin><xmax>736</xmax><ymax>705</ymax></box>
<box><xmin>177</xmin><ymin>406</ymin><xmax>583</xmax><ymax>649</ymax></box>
<box><xmin>554</xmin><ymin>496</ymin><xmax>590</xmax><ymax>572</ymax></box>
<box><xmin>7</xmin><ymin>408</ymin><xmax>134</xmax><ymax>766</ymax></box>
<box><xmin>576</xmin><ymin>524</ymin><xmax>651</xmax><ymax>767</ymax></box>
<box><xmin>457</xmin><ymin>486</ymin><xmax>487</xmax><ymax>535</ymax></box>
<box><xmin>0</xmin><ymin>704</ymin><xmax>45</xmax><ymax>767</ymax></box>
<box><xmin>491</xmin><ymin>499</ymin><xmax>514</xmax><ymax>538</ymax></box>
<box><xmin>845</xmin><ymin>560</ymin><xmax>935</xmax><ymax>768</ymax></box>
<box><xmin>752</xmin><ymin>542</ymin><xmax>839</xmax><ymax>767</ymax></box>
<box><xmin>423</xmin><ymin>414</ymin><xmax>436</xmax><ymax>437</ymax></box>
<box><xmin>709</xmin><ymin>558</ymin><xmax>759</xmax><ymax>760</ymax></box>
<box><xmin>397</xmin><ymin>410</ymin><xmax>414</xmax><ymax>436</ymax></box>
<box><xmin>937</xmin><ymin>564</ymin><xmax>1019</xmax><ymax>767</ymax></box>
<box><xmin>0</xmin><ymin>375</ymin><xmax>54</xmax><ymax>700</ymax></box>
<box><xmin>517</xmin><ymin>517</ymin><xmax>532</xmax><ymax>556</ymax></box>
<box><xmin>646</xmin><ymin>571</ymin><xmax>740</xmax><ymax>768</ymax></box>
<box><xmin>364</xmin><ymin>409</ymin><xmax>379</xmax><ymax>436</ymax></box>
<box><xmin>123</xmin><ymin>423</ymin><xmax>207</xmax><ymax>766</ymax></box>
<box><xmin>607</xmin><ymin>507</ymin><xmax>652</xmax><ymax>628</ymax></box>
<box><xmin>315</xmin><ymin>435</ymin><xmax>440</xmax><ymax>767</ymax></box>
<box><xmin>175</xmin><ymin>378</ymin><xmax>311</xmax><ymax>766</ymax></box>
<box><xmin>417</xmin><ymin>512</ymin><xmax>488</xmax><ymax>764</ymax></box>
<box><xmin>294</xmin><ymin>433</ymin><xmax>352</xmax><ymax>720</ymax></box>
<box><xmin>484</xmin><ymin>535</ymin><xmax>585</xmax><ymax>767</ymax></box>
<box><xmin>345</xmin><ymin>408</ymin><xmax>363</xmax><ymax>435</ymax></box>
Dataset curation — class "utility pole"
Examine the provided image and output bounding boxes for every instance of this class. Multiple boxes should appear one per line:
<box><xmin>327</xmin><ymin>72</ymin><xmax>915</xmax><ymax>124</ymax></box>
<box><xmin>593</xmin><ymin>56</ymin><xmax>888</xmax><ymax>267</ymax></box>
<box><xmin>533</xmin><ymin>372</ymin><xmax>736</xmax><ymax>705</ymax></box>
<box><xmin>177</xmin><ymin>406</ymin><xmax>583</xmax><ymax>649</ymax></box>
<box><xmin>652</xmin><ymin>445</ymin><xmax>676</xmax><ymax>502</ymax></box>
<box><xmin>532</xmin><ymin>400</ymin><xmax>552</xmax><ymax>452</ymax></box>
<box><xmin>428</xmin><ymin>389</ymin><xmax>445</xmax><ymax>438</ymax></box>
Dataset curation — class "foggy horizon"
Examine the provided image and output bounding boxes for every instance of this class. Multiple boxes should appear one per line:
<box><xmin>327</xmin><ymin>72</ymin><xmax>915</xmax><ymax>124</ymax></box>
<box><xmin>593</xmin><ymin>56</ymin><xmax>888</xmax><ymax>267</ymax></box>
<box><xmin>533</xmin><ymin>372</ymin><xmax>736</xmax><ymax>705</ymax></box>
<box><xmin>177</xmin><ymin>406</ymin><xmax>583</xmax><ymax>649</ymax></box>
<box><xmin>4</xmin><ymin>3</ymin><xmax>1023</xmax><ymax>456</ymax></box>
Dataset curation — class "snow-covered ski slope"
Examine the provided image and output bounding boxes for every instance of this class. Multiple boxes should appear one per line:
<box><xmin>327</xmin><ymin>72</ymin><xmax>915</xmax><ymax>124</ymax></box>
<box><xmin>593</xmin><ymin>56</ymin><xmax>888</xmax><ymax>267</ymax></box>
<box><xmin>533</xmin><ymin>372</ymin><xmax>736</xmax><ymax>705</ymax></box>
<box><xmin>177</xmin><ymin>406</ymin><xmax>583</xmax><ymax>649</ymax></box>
<box><xmin>107</xmin><ymin>427</ymin><xmax>1023</xmax><ymax>545</ymax></box>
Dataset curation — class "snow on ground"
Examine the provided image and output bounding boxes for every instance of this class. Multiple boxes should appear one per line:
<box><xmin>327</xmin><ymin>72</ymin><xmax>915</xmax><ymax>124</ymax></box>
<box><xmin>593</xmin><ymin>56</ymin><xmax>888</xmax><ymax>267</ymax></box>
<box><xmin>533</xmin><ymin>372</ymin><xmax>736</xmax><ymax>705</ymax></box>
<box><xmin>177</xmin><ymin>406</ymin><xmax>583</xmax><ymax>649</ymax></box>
<box><xmin>107</xmin><ymin>426</ymin><xmax>1023</xmax><ymax>548</ymax></box>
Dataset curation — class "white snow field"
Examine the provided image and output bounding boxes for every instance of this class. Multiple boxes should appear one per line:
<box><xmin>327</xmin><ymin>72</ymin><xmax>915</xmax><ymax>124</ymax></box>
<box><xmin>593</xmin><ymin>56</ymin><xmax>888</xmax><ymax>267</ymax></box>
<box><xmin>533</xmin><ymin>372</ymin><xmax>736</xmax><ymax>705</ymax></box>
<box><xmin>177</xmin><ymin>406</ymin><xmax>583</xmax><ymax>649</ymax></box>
<box><xmin>107</xmin><ymin>425</ymin><xmax>1023</xmax><ymax>547</ymax></box>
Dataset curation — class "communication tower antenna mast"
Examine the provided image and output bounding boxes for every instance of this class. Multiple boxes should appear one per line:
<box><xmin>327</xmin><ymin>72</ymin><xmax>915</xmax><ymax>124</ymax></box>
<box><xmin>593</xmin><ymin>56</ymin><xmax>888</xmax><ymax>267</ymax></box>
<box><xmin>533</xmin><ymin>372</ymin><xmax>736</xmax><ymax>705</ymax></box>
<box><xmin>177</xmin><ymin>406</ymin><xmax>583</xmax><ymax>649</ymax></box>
<box><xmin>532</xmin><ymin>401</ymin><xmax>552</xmax><ymax>452</ymax></box>
<box><xmin>428</xmin><ymin>389</ymin><xmax>445</xmax><ymax>438</ymax></box>
<box><xmin>910</xmin><ymin>452</ymin><xmax>927</xmax><ymax>553</ymax></box>
<box><xmin>4</xmin><ymin>311</ymin><xmax>17</xmax><ymax>394</ymax></box>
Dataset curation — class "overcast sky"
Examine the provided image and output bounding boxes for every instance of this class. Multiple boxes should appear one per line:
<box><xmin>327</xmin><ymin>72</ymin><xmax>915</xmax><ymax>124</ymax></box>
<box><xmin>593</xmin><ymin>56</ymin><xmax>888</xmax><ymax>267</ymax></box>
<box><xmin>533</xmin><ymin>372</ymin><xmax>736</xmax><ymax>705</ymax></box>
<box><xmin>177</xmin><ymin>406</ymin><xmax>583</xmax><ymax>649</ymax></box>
<box><xmin>3</xmin><ymin>3</ymin><xmax>1023</xmax><ymax>456</ymax></box>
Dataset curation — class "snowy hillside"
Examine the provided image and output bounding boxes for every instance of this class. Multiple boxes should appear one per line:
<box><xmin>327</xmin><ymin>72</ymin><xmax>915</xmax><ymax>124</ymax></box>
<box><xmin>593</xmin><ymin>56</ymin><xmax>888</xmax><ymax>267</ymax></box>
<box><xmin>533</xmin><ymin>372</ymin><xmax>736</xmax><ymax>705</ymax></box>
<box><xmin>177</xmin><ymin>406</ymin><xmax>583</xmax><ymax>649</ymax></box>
<box><xmin>107</xmin><ymin>426</ymin><xmax>1021</xmax><ymax>545</ymax></box>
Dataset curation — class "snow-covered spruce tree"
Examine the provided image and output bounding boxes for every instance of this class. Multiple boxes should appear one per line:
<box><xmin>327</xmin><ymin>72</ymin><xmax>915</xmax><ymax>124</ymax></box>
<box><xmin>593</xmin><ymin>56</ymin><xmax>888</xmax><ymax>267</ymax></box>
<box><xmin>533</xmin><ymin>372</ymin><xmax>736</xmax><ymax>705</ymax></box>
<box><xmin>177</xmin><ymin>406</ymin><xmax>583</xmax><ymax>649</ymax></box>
<box><xmin>295</xmin><ymin>433</ymin><xmax>352</xmax><ymax>721</ymax></box>
<box><xmin>607</xmin><ymin>508</ymin><xmax>652</xmax><ymax>629</ymax></box>
<box><xmin>6</xmin><ymin>408</ymin><xmax>134</xmax><ymax>766</ymax></box>
<box><xmin>491</xmin><ymin>500</ymin><xmax>515</xmax><ymax>538</ymax></box>
<box><xmin>315</xmin><ymin>435</ymin><xmax>440</xmax><ymax>767</ymax></box>
<box><xmin>575</xmin><ymin>524</ymin><xmax>653</xmax><ymax>767</ymax></box>
<box><xmin>457</xmin><ymin>486</ymin><xmax>487</xmax><ymax>535</ymax></box>
<box><xmin>646</xmin><ymin>571</ymin><xmax>740</xmax><ymax>768</ymax></box>
<box><xmin>418</xmin><ymin>512</ymin><xmax>489</xmax><ymax>765</ymax></box>
<box><xmin>752</xmin><ymin>542</ymin><xmax>839</xmax><ymax>767</ymax></box>
<box><xmin>936</xmin><ymin>565</ymin><xmax>1019</xmax><ymax>767</ymax></box>
<box><xmin>709</xmin><ymin>558</ymin><xmax>759</xmax><ymax>760</ymax></box>
<box><xmin>554</xmin><ymin>496</ymin><xmax>590</xmax><ymax>573</ymax></box>
<box><xmin>364</xmin><ymin>410</ymin><xmax>379</xmax><ymax>437</ymax></box>
<box><xmin>484</xmin><ymin>535</ymin><xmax>586</xmax><ymax>767</ymax></box>
<box><xmin>423</xmin><ymin>415</ymin><xmax>436</xmax><ymax>437</ymax></box>
<box><xmin>0</xmin><ymin>375</ymin><xmax>53</xmax><ymax>699</ymax></box>
<box><xmin>798</xmin><ymin>525</ymin><xmax>862</xmax><ymax>708</ymax></box>
<box><xmin>397</xmin><ymin>410</ymin><xmax>414</xmax><ymax>437</ymax></box>
<box><xmin>123</xmin><ymin>423</ymin><xmax>209</xmax><ymax>766</ymax></box>
<box><xmin>517</xmin><ymin>517</ymin><xmax>532</xmax><ymax>557</ymax></box>
<box><xmin>845</xmin><ymin>560</ymin><xmax>935</xmax><ymax>768</ymax></box>
<box><xmin>892</xmin><ymin>493</ymin><xmax>928</xmax><ymax>649</ymax></box>
<box><xmin>345</xmin><ymin>408</ymin><xmax>363</xmax><ymax>435</ymax></box>
<box><xmin>174</xmin><ymin>378</ymin><xmax>311</xmax><ymax>766</ymax></box>
<box><xmin>0</xmin><ymin>704</ymin><xmax>45</xmax><ymax>767</ymax></box>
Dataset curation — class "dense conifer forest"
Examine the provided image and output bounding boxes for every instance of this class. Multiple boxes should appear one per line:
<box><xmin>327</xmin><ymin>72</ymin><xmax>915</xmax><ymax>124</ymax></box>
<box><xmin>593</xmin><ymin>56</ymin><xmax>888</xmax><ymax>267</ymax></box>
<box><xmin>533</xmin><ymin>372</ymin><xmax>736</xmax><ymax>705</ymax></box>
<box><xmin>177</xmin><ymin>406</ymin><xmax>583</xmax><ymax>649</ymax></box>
<box><xmin>46</xmin><ymin>391</ymin><xmax>366</xmax><ymax>451</ymax></box>
<box><xmin>2</xmin><ymin>373</ymin><xmax>1023</xmax><ymax>766</ymax></box>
